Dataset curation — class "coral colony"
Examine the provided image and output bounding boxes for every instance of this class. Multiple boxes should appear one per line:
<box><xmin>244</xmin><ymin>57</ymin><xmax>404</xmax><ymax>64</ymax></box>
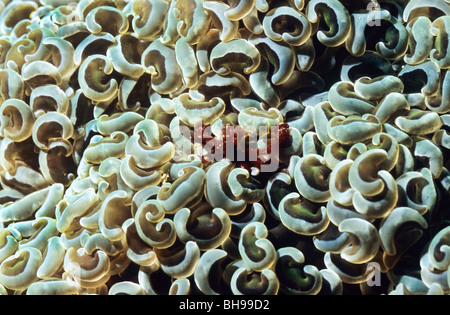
<box><xmin>0</xmin><ymin>0</ymin><xmax>449</xmax><ymax>295</ymax></box>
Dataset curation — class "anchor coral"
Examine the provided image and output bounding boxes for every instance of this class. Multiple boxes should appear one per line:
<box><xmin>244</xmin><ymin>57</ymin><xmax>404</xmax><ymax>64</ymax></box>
<box><xmin>0</xmin><ymin>0</ymin><xmax>449</xmax><ymax>296</ymax></box>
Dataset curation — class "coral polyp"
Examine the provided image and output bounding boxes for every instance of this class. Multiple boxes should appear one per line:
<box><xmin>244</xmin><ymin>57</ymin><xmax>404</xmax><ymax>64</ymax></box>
<box><xmin>0</xmin><ymin>0</ymin><xmax>449</xmax><ymax>295</ymax></box>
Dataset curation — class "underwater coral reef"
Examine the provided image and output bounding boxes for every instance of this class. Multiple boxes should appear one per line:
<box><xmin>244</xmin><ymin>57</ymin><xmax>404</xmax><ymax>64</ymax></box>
<box><xmin>0</xmin><ymin>0</ymin><xmax>449</xmax><ymax>295</ymax></box>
